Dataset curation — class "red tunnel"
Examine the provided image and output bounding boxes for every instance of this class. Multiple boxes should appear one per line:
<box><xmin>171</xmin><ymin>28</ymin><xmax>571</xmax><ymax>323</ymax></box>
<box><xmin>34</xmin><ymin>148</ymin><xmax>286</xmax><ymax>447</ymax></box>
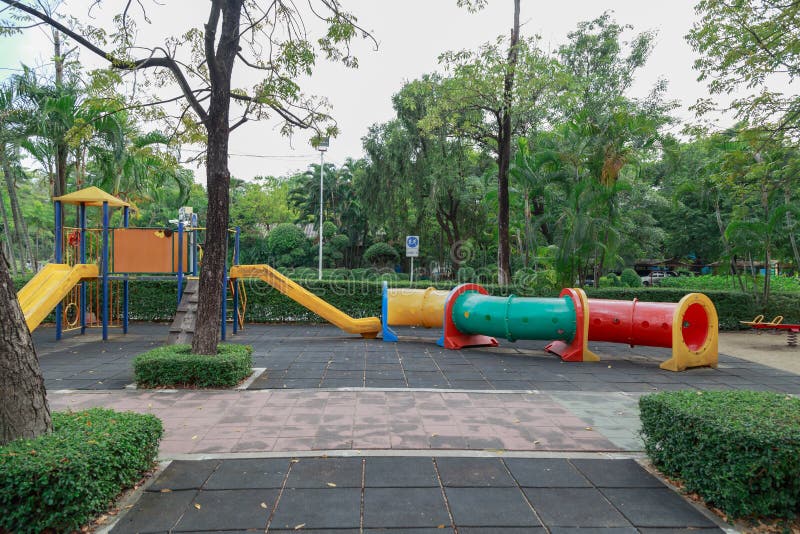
<box><xmin>587</xmin><ymin>298</ymin><xmax>710</xmax><ymax>351</ymax></box>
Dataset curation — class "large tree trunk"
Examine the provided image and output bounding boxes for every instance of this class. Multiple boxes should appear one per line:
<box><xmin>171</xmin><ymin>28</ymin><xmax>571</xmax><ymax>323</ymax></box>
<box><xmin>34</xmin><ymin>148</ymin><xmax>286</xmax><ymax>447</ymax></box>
<box><xmin>0</xmin><ymin>245</ymin><xmax>51</xmax><ymax>445</ymax></box>
<box><xmin>0</xmin><ymin>153</ymin><xmax>18</xmax><ymax>275</ymax></box>
<box><xmin>497</xmin><ymin>0</ymin><xmax>521</xmax><ymax>286</ymax></box>
<box><xmin>191</xmin><ymin>1</ymin><xmax>242</xmax><ymax>355</ymax></box>
<box><xmin>2</xmin><ymin>153</ymin><xmax>34</xmax><ymax>270</ymax></box>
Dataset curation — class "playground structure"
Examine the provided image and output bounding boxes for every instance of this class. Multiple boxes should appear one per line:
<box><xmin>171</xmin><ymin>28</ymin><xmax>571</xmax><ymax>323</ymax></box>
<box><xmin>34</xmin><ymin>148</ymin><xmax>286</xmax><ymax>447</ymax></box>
<box><xmin>17</xmin><ymin>186</ymin><xmax>245</xmax><ymax>340</ymax></box>
<box><xmin>18</xmin><ymin>186</ymin><xmax>718</xmax><ymax>372</ymax></box>
<box><xmin>741</xmin><ymin>315</ymin><xmax>799</xmax><ymax>347</ymax></box>
<box><xmin>382</xmin><ymin>282</ymin><xmax>719</xmax><ymax>372</ymax></box>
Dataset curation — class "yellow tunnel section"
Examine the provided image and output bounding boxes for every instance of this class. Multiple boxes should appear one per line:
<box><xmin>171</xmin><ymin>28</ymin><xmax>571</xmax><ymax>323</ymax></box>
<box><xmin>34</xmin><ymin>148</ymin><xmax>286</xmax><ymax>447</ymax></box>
<box><xmin>382</xmin><ymin>282</ymin><xmax>449</xmax><ymax>342</ymax></box>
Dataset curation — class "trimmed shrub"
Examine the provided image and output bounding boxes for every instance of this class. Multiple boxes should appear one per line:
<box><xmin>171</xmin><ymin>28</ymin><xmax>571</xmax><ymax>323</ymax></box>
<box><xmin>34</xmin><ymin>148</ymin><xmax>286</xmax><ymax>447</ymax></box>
<box><xmin>267</xmin><ymin>223</ymin><xmax>310</xmax><ymax>267</ymax></box>
<box><xmin>620</xmin><ymin>268</ymin><xmax>642</xmax><ymax>287</ymax></box>
<box><xmin>363</xmin><ymin>242</ymin><xmax>399</xmax><ymax>267</ymax></box>
<box><xmin>639</xmin><ymin>391</ymin><xmax>800</xmax><ymax>519</ymax></box>
<box><xmin>134</xmin><ymin>343</ymin><xmax>253</xmax><ymax>388</ymax></box>
<box><xmin>0</xmin><ymin>409</ymin><xmax>163</xmax><ymax>533</ymax></box>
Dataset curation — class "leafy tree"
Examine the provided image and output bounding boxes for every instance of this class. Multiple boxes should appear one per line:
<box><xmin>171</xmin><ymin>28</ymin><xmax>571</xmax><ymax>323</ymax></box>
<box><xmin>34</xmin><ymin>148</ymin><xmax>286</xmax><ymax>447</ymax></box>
<box><xmin>421</xmin><ymin>10</ymin><xmax>561</xmax><ymax>283</ymax></box>
<box><xmin>1</xmin><ymin>0</ymin><xmax>374</xmax><ymax>355</ymax></box>
<box><xmin>230</xmin><ymin>176</ymin><xmax>296</xmax><ymax>238</ymax></box>
<box><xmin>688</xmin><ymin>0</ymin><xmax>800</xmax><ymax>135</ymax></box>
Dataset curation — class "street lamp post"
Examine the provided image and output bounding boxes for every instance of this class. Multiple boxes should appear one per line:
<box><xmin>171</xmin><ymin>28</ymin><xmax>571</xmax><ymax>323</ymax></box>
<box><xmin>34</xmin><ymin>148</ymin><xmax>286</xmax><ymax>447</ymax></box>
<box><xmin>316</xmin><ymin>137</ymin><xmax>329</xmax><ymax>281</ymax></box>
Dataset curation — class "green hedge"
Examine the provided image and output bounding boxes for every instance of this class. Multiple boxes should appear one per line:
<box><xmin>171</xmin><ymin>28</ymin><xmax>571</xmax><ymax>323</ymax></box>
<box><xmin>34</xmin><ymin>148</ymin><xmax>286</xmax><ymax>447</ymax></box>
<box><xmin>134</xmin><ymin>343</ymin><xmax>253</xmax><ymax>388</ymax></box>
<box><xmin>12</xmin><ymin>273</ymin><xmax>800</xmax><ymax>331</ymax></box>
<box><xmin>639</xmin><ymin>391</ymin><xmax>800</xmax><ymax>519</ymax></box>
<box><xmin>0</xmin><ymin>409</ymin><xmax>162</xmax><ymax>533</ymax></box>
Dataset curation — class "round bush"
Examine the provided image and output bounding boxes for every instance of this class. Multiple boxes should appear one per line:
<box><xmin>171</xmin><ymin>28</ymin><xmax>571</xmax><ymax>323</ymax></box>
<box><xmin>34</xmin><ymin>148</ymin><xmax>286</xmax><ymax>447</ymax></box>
<box><xmin>268</xmin><ymin>223</ymin><xmax>309</xmax><ymax>261</ymax></box>
<box><xmin>363</xmin><ymin>242</ymin><xmax>399</xmax><ymax>267</ymax></box>
<box><xmin>620</xmin><ymin>268</ymin><xmax>642</xmax><ymax>287</ymax></box>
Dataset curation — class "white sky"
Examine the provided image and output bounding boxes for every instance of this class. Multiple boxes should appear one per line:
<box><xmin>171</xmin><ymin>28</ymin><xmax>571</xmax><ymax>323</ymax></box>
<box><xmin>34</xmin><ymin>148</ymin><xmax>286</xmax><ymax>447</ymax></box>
<box><xmin>1</xmin><ymin>1</ymin><xmax>722</xmax><ymax>183</ymax></box>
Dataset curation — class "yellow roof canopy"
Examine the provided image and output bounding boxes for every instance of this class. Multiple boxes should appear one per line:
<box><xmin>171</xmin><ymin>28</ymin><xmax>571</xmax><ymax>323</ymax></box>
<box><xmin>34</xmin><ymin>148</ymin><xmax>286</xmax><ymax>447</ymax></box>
<box><xmin>53</xmin><ymin>186</ymin><xmax>129</xmax><ymax>208</ymax></box>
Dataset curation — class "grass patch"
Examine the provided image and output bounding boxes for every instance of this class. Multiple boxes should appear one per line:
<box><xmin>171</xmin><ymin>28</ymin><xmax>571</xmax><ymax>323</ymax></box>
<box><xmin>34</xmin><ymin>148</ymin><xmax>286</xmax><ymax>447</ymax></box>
<box><xmin>133</xmin><ymin>343</ymin><xmax>253</xmax><ymax>388</ymax></box>
<box><xmin>0</xmin><ymin>409</ymin><xmax>162</xmax><ymax>533</ymax></box>
<box><xmin>639</xmin><ymin>390</ymin><xmax>800</xmax><ymax>520</ymax></box>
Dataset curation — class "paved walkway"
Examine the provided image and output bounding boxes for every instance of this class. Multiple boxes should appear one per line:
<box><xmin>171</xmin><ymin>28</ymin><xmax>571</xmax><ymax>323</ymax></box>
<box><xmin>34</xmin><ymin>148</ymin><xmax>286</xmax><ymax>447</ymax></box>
<box><xmin>112</xmin><ymin>457</ymin><xmax>722</xmax><ymax>533</ymax></box>
<box><xmin>49</xmin><ymin>389</ymin><xmax>641</xmax><ymax>454</ymax></box>
<box><xmin>33</xmin><ymin>323</ymin><xmax>785</xmax><ymax>531</ymax></box>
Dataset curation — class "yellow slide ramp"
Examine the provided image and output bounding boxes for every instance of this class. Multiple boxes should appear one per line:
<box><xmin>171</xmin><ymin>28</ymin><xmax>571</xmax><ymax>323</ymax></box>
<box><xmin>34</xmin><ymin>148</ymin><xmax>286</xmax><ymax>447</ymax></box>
<box><xmin>18</xmin><ymin>263</ymin><xmax>99</xmax><ymax>332</ymax></box>
<box><xmin>230</xmin><ymin>264</ymin><xmax>381</xmax><ymax>338</ymax></box>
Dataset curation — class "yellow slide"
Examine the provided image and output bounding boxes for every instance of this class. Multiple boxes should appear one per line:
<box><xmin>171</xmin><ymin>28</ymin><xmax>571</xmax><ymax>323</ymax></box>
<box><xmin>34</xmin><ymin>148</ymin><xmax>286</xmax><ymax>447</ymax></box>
<box><xmin>229</xmin><ymin>264</ymin><xmax>381</xmax><ymax>338</ymax></box>
<box><xmin>18</xmin><ymin>263</ymin><xmax>99</xmax><ymax>332</ymax></box>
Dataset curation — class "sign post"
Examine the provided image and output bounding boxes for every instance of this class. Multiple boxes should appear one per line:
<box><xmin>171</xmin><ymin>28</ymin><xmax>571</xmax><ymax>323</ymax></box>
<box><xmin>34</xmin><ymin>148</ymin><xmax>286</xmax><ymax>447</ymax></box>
<box><xmin>406</xmin><ymin>235</ymin><xmax>419</xmax><ymax>283</ymax></box>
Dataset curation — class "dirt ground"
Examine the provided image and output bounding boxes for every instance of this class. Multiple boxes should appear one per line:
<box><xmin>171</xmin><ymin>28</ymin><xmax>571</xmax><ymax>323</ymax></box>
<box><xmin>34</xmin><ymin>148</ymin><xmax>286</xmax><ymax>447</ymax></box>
<box><xmin>719</xmin><ymin>330</ymin><xmax>800</xmax><ymax>375</ymax></box>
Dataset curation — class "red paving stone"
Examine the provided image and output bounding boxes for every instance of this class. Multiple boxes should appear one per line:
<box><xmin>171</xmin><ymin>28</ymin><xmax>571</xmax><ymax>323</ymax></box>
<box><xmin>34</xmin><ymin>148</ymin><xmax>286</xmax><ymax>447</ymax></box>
<box><xmin>48</xmin><ymin>389</ymin><xmax>620</xmax><ymax>455</ymax></box>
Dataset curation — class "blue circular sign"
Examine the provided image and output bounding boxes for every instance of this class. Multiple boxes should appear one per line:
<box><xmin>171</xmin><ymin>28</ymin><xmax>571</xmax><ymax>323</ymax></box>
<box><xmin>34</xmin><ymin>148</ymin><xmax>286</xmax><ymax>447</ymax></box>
<box><xmin>406</xmin><ymin>236</ymin><xmax>419</xmax><ymax>247</ymax></box>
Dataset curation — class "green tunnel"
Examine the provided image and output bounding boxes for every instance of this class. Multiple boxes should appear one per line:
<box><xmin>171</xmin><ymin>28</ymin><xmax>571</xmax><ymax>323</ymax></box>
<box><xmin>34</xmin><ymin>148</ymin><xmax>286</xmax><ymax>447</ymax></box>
<box><xmin>451</xmin><ymin>292</ymin><xmax>578</xmax><ymax>342</ymax></box>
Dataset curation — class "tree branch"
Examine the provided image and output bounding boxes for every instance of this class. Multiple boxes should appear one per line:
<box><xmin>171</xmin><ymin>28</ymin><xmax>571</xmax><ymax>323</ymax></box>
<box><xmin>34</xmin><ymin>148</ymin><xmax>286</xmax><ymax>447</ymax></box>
<box><xmin>0</xmin><ymin>0</ymin><xmax>209</xmax><ymax>123</ymax></box>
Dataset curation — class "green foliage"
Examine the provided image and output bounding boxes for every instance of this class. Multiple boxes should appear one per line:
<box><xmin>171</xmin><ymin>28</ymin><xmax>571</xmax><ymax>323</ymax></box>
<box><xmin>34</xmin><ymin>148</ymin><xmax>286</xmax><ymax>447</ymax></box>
<box><xmin>267</xmin><ymin>223</ymin><xmax>310</xmax><ymax>267</ymax></box>
<box><xmin>457</xmin><ymin>266</ymin><xmax>476</xmax><ymax>283</ymax></box>
<box><xmin>0</xmin><ymin>409</ymin><xmax>162</xmax><ymax>533</ymax></box>
<box><xmin>688</xmin><ymin>0</ymin><xmax>800</xmax><ymax>134</ymax></box>
<box><xmin>659</xmin><ymin>274</ymin><xmax>800</xmax><ymax>293</ymax></box>
<box><xmin>639</xmin><ymin>391</ymin><xmax>800</xmax><ymax>519</ymax></box>
<box><xmin>133</xmin><ymin>343</ymin><xmax>253</xmax><ymax>388</ymax></box>
<box><xmin>601</xmin><ymin>273</ymin><xmax>622</xmax><ymax>287</ymax></box>
<box><xmin>363</xmin><ymin>242</ymin><xmax>399</xmax><ymax>267</ymax></box>
<box><xmin>620</xmin><ymin>268</ymin><xmax>642</xmax><ymax>287</ymax></box>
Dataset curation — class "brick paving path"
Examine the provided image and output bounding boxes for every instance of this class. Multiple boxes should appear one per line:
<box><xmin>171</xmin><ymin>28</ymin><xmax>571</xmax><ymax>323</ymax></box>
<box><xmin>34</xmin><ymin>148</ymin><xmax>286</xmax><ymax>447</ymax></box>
<box><xmin>50</xmin><ymin>389</ymin><xmax>636</xmax><ymax>455</ymax></box>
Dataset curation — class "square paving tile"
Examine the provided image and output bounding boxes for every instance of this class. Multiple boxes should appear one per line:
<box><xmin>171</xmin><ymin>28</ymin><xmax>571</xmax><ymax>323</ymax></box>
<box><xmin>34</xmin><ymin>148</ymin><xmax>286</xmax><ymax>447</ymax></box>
<box><xmin>504</xmin><ymin>458</ymin><xmax>591</xmax><ymax>488</ymax></box>
<box><xmin>111</xmin><ymin>490</ymin><xmax>197</xmax><ymax>533</ymax></box>
<box><xmin>147</xmin><ymin>460</ymin><xmax>220</xmax><ymax>491</ymax></box>
<box><xmin>203</xmin><ymin>458</ymin><xmax>290</xmax><ymax>489</ymax></box>
<box><xmin>548</xmin><ymin>528</ymin><xmax>638</xmax><ymax>534</ymax></box>
<box><xmin>445</xmin><ymin>487</ymin><xmax>540</xmax><ymax>527</ymax></box>
<box><xmin>364</xmin><ymin>530</ymin><xmax>455</xmax><ymax>534</ymax></box>
<box><xmin>459</xmin><ymin>529</ymin><xmax>546</xmax><ymax>534</ymax></box>
<box><xmin>571</xmin><ymin>459</ymin><xmax>666</xmax><ymax>488</ymax></box>
<box><xmin>601</xmin><ymin>488</ymin><xmax>719</xmax><ymax>528</ymax></box>
<box><xmin>364</xmin><ymin>457</ymin><xmax>439</xmax><ymax>487</ymax></box>
<box><xmin>524</xmin><ymin>487</ymin><xmax>632</xmax><ymax>527</ymax></box>
<box><xmin>173</xmin><ymin>489</ymin><xmax>277</xmax><ymax>531</ymax></box>
<box><xmin>436</xmin><ymin>457</ymin><xmax>516</xmax><ymax>487</ymax></box>
<box><xmin>270</xmin><ymin>488</ymin><xmax>361</xmax><ymax>530</ymax></box>
<box><xmin>285</xmin><ymin>457</ymin><xmax>362</xmax><ymax>488</ymax></box>
<box><xmin>363</xmin><ymin>487</ymin><xmax>451</xmax><ymax>528</ymax></box>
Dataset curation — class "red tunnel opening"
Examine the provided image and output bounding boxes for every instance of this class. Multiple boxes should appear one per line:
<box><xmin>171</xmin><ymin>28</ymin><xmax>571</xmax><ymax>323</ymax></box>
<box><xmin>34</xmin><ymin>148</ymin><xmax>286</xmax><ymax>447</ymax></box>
<box><xmin>681</xmin><ymin>302</ymin><xmax>709</xmax><ymax>351</ymax></box>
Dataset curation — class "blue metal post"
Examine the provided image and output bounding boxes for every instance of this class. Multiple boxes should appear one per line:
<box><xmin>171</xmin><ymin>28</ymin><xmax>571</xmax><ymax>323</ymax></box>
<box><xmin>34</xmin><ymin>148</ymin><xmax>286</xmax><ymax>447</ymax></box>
<box><xmin>123</xmin><ymin>206</ymin><xmax>129</xmax><ymax>334</ymax></box>
<box><xmin>79</xmin><ymin>203</ymin><xmax>86</xmax><ymax>334</ymax></box>
<box><xmin>176</xmin><ymin>222</ymin><xmax>184</xmax><ymax>307</ymax></box>
<box><xmin>54</xmin><ymin>200</ymin><xmax>62</xmax><ymax>340</ymax></box>
<box><xmin>232</xmin><ymin>227</ymin><xmax>240</xmax><ymax>334</ymax></box>
<box><xmin>101</xmin><ymin>201</ymin><xmax>109</xmax><ymax>341</ymax></box>
<box><xmin>221</xmin><ymin>273</ymin><xmax>227</xmax><ymax>341</ymax></box>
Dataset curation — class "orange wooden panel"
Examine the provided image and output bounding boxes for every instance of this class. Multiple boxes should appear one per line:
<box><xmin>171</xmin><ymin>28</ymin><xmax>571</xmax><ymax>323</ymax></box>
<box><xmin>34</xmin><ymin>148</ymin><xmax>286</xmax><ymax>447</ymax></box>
<box><xmin>112</xmin><ymin>228</ymin><xmax>188</xmax><ymax>273</ymax></box>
